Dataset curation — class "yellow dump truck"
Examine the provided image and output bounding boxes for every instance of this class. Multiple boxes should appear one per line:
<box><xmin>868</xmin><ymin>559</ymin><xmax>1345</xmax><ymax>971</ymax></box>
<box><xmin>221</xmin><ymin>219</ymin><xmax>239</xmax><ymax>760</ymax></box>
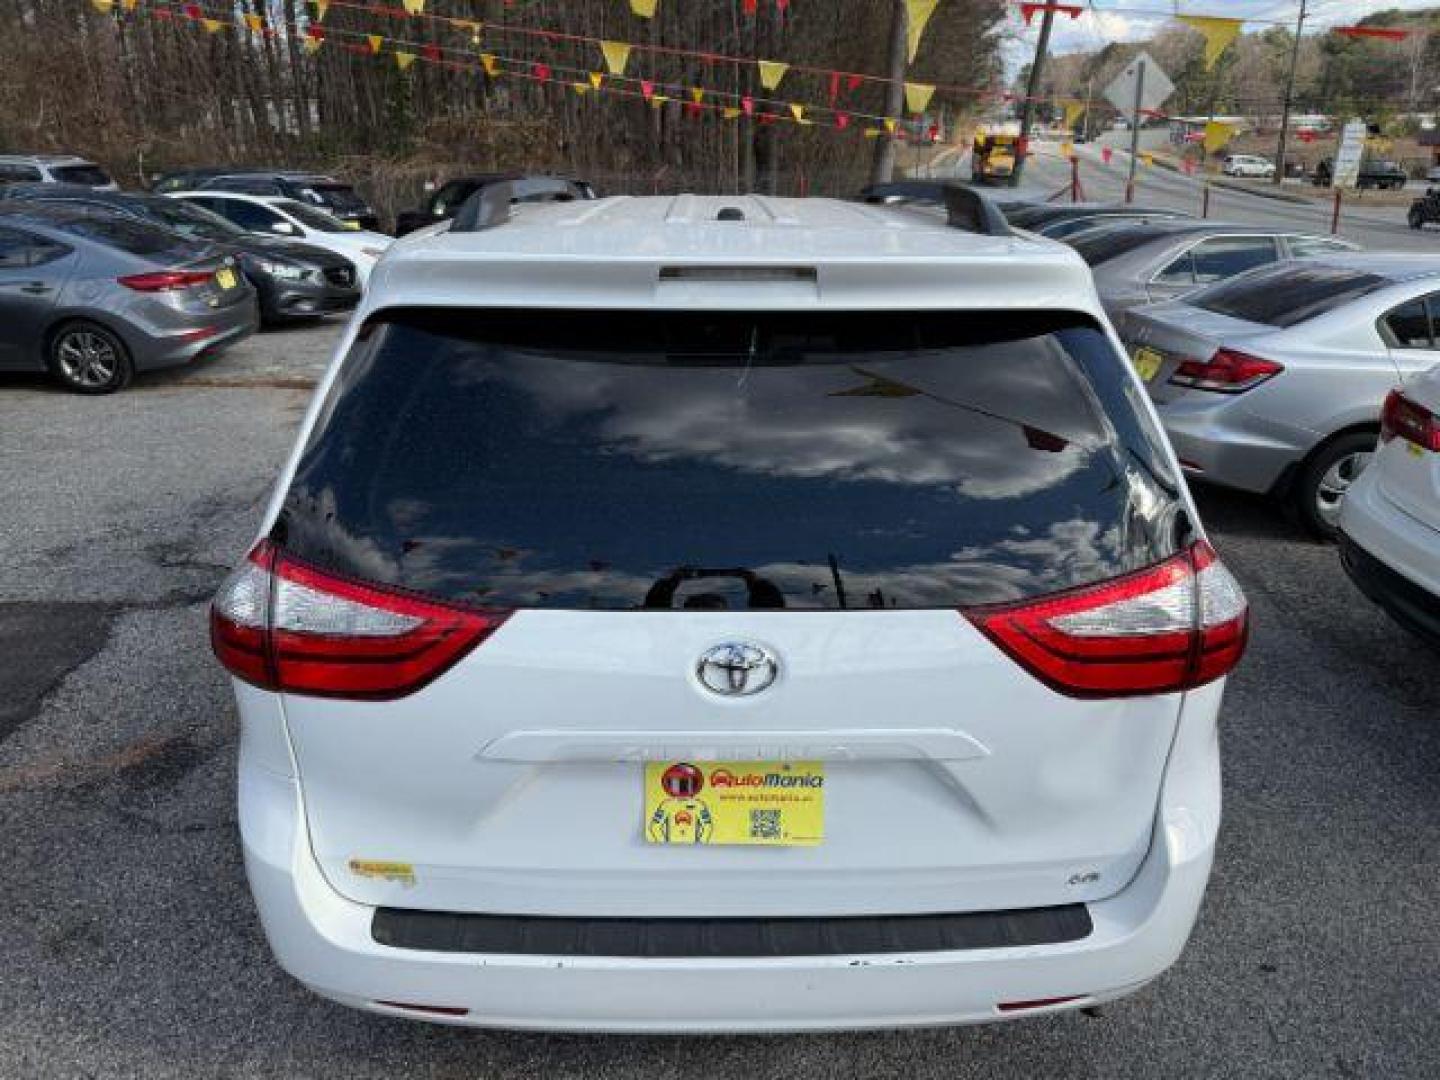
<box><xmin>971</xmin><ymin>130</ymin><xmax>1020</xmax><ymax>184</ymax></box>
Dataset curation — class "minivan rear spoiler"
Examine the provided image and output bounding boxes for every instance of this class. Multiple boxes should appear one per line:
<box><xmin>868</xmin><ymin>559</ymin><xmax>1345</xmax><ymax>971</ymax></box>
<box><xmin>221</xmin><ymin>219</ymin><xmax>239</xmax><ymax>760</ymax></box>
<box><xmin>857</xmin><ymin>180</ymin><xmax>1011</xmax><ymax>238</ymax></box>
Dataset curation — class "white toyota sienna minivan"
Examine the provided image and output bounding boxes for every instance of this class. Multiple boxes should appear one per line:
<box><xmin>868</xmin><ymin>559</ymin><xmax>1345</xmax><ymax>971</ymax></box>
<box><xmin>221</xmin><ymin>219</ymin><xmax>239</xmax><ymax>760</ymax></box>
<box><xmin>211</xmin><ymin>186</ymin><xmax>1248</xmax><ymax>1032</ymax></box>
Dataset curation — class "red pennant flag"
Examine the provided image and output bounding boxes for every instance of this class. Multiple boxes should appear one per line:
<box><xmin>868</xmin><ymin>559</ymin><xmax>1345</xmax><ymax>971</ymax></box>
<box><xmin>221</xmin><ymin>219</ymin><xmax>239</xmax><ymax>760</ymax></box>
<box><xmin>847</xmin><ymin>75</ymin><xmax>863</xmax><ymax>93</ymax></box>
<box><xmin>1298</xmin><ymin>128</ymin><xmax>1317</xmax><ymax>143</ymax></box>
<box><xmin>1020</xmin><ymin>2</ymin><xmax>1082</xmax><ymax>26</ymax></box>
<box><xmin>926</xmin><ymin>122</ymin><xmax>939</xmax><ymax>142</ymax></box>
<box><xmin>741</xmin><ymin>0</ymin><xmax>756</xmax><ymax>13</ymax></box>
<box><xmin>533</xmin><ymin>62</ymin><xmax>551</xmax><ymax>81</ymax></box>
<box><xmin>182</xmin><ymin>3</ymin><xmax>201</xmax><ymax>19</ymax></box>
<box><xmin>827</xmin><ymin>71</ymin><xmax>841</xmax><ymax>106</ymax></box>
<box><xmin>685</xmin><ymin>102</ymin><xmax>702</xmax><ymax>119</ymax></box>
<box><xmin>741</xmin><ymin>95</ymin><xmax>754</xmax><ymax>116</ymax></box>
<box><xmin>1335</xmin><ymin>25</ymin><xmax>1411</xmax><ymax>41</ymax></box>
<box><xmin>836</xmin><ymin>112</ymin><xmax>850</xmax><ymax>131</ymax></box>
<box><xmin>641</xmin><ymin>79</ymin><xmax>655</xmax><ymax>101</ymax></box>
<box><xmin>1101</xmin><ymin>146</ymin><xmax>1114</xmax><ymax>164</ymax></box>
<box><xmin>1181</xmin><ymin>158</ymin><xmax>1195</xmax><ymax>175</ymax></box>
<box><xmin>775</xmin><ymin>0</ymin><xmax>789</xmax><ymax>11</ymax></box>
<box><xmin>422</xmin><ymin>43</ymin><xmax>441</xmax><ymax>62</ymax></box>
<box><xmin>306</xmin><ymin>25</ymin><xmax>325</xmax><ymax>41</ymax></box>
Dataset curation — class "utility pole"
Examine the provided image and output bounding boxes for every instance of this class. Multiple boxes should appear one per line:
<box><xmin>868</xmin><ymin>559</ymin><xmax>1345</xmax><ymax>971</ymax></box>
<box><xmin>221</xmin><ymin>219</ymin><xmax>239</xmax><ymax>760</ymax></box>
<box><xmin>1274</xmin><ymin>0</ymin><xmax>1308</xmax><ymax>185</ymax></box>
<box><xmin>1011</xmin><ymin>4</ymin><xmax>1058</xmax><ymax>187</ymax></box>
<box><xmin>1125</xmin><ymin>57</ymin><xmax>1146</xmax><ymax>202</ymax></box>
<box><xmin>869</xmin><ymin>0</ymin><xmax>909</xmax><ymax>185</ymax></box>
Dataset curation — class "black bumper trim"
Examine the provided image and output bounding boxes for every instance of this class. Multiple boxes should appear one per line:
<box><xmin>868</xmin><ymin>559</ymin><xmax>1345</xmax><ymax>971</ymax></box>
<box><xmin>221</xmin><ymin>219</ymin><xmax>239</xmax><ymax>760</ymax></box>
<box><xmin>371</xmin><ymin>903</ymin><xmax>1093</xmax><ymax>958</ymax></box>
<box><xmin>1340</xmin><ymin>534</ymin><xmax>1440</xmax><ymax>647</ymax></box>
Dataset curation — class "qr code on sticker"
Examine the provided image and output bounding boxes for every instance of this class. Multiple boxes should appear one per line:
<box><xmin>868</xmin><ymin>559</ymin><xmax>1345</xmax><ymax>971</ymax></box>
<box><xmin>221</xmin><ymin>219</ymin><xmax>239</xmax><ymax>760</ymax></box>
<box><xmin>749</xmin><ymin>808</ymin><xmax>782</xmax><ymax>840</ymax></box>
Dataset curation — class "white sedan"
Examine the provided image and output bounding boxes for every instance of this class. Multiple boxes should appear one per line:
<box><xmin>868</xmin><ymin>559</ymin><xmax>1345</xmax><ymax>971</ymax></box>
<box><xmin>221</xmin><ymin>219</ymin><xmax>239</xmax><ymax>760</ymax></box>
<box><xmin>165</xmin><ymin>191</ymin><xmax>391</xmax><ymax>286</ymax></box>
<box><xmin>1221</xmin><ymin>155</ymin><xmax>1276</xmax><ymax>179</ymax></box>
<box><xmin>1339</xmin><ymin>364</ymin><xmax>1440</xmax><ymax>647</ymax></box>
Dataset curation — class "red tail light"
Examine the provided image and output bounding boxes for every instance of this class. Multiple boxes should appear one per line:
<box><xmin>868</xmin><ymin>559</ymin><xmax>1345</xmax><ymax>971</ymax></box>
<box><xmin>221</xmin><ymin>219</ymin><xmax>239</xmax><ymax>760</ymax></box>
<box><xmin>1380</xmin><ymin>389</ymin><xmax>1440</xmax><ymax>452</ymax></box>
<box><xmin>964</xmin><ymin>541</ymin><xmax>1248</xmax><ymax>698</ymax></box>
<box><xmin>118</xmin><ymin>270</ymin><xmax>214</xmax><ymax>292</ymax></box>
<box><xmin>1169</xmin><ymin>348</ymin><xmax>1283</xmax><ymax>393</ymax></box>
<box><xmin>210</xmin><ymin>541</ymin><xmax>510</xmax><ymax>699</ymax></box>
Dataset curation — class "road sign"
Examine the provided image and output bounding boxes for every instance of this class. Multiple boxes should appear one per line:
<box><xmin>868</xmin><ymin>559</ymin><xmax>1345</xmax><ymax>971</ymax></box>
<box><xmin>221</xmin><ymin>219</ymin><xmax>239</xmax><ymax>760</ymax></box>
<box><xmin>1332</xmin><ymin>119</ymin><xmax>1367</xmax><ymax>189</ymax></box>
<box><xmin>1103</xmin><ymin>52</ymin><xmax>1175</xmax><ymax>117</ymax></box>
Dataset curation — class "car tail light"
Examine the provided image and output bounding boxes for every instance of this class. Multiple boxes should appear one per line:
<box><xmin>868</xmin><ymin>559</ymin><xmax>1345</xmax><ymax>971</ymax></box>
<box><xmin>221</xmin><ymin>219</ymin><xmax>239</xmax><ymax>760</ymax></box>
<box><xmin>118</xmin><ymin>270</ymin><xmax>214</xmax><ymax>292</ymax></box>
<box><xmin>1169</xmin><ymin>348</ymin><xmax>1283</xmax><ymax>393</ymax></box>
<box><xmin>1380</xmin><ymin>389</ymin><xmax>1440</xmax><ymax>452</ymax></box>
<box><xmin>210</xmin><ymin>541</ymin><xmax>510</xmax><ymax>699</ymax></box>
<box><xmin>964</xmin><ymin>541</ymin><xmax>1247</xmax><ymax>698</ymax></box>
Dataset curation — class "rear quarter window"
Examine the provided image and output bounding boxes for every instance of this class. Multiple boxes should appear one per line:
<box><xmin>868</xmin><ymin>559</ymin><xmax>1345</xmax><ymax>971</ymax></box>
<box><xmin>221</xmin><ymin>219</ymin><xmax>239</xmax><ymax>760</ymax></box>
<box><xmin>277</xmin><ymin>309</ymin><xmax>1185</xmax><ymax>611</ymax></box>
<box><xmin>46</xmin><ymin>214</ymin><xmax>198</xmax><ymax>259</ymax></box>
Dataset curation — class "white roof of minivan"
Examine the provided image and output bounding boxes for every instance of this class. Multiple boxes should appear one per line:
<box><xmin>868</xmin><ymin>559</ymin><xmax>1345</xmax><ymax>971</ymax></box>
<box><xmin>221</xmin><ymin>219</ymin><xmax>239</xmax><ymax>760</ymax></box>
<box><xmin>368</xmin><ymin>194</ymin><xmax>1102</xmax><ymax>313</ymax></box>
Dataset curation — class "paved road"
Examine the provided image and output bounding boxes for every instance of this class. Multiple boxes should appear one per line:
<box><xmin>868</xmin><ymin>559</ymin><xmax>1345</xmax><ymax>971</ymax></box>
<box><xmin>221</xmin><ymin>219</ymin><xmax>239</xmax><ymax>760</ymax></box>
<box><xmin>951</xmin><ymin>135</ymin><xmax>1440</xmax><ymax>253</ymax></box>
<box><xmin>2</xmin><ymin>319</ymin><xmax>1438</xmax><ymax>1078</ymax></box>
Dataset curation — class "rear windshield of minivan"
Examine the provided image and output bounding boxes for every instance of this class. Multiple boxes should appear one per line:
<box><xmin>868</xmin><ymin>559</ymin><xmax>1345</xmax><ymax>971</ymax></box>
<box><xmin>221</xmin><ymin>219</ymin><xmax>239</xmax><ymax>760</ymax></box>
<box><xmin>51</xmin><ymin>164</ymin><xmax>112</xmax><ymax>186</ymax></box>
<box><xmin>1190</xmin><ymin>263</ymin><xmax>1388</xmax><ymax>327</ymax></box>
<box><xmin>276</xmin><ymin>309</ymin><xmax>1184</xmax><ymax>611</ymax></box>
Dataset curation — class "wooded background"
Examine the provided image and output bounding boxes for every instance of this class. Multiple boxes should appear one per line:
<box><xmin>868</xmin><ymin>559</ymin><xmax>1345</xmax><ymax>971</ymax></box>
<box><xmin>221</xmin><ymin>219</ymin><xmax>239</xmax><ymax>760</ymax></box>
<box><xmin>0</xmin><ymin>0</ymin><xmax>1007</xmax><ymax>215</ymax></box>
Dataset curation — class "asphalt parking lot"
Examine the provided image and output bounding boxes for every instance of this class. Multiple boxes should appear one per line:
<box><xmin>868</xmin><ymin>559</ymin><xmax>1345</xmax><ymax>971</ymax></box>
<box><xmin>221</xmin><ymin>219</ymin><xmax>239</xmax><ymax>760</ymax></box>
<box><xmin>1</xmin><ymin>322</ymin><xmax>1437</xmax><ymax>1079</ymax></box>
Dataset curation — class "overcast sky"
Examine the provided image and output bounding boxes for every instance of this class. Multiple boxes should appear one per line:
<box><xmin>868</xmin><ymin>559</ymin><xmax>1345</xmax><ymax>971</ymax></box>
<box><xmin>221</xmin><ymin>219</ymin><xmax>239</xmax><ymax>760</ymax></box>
<box><xmin>1003</xmin><ymin>0</ymin><xmax>1440</xmax><ymax>73</ymax></box>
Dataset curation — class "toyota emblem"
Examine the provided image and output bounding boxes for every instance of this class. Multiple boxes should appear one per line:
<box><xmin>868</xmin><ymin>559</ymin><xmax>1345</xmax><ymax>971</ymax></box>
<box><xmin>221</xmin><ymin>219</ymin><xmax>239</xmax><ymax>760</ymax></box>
<box><xmin>695</xmin><ymin>643</ymin><xmax>779</xmax><ymax>697</ymax></box>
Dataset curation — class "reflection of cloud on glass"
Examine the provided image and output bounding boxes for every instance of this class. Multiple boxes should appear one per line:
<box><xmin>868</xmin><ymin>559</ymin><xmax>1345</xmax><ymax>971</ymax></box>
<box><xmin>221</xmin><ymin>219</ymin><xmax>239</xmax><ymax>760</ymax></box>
<box><xmin>484</xmin><ymin>343</ymin><xmax>1108</xmax><ymax>502</ymax></box>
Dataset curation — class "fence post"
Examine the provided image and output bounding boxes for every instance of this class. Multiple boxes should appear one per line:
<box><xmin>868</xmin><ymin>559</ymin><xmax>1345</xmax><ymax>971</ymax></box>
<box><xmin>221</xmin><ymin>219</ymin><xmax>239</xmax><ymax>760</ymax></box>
<box><xmin>1071</xmin><ymin>156</ymin><xmax>1080</xmax><ymax>202</ymax></box>
<box><xmin>1201</xmin><ymin>182</ymin><xmax>1210</xmax><ymax>219</ymax></box>
<box><xmin>1331</xmin><ymin>188</ymin><xmax>1342</xmax><ymax>235</ymax></box>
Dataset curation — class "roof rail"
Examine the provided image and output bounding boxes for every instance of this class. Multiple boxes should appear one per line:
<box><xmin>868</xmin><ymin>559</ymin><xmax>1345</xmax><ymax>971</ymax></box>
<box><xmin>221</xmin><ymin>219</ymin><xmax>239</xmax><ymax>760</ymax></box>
<box><xmin>858</xmin><ymin>180</ymin><xmax>1010</xmax><ymax>237</ymax></box>
<box><xmin>450</xmin><ymin>181</ymin><xmax>513</xmax><ymax>232</ymax></box>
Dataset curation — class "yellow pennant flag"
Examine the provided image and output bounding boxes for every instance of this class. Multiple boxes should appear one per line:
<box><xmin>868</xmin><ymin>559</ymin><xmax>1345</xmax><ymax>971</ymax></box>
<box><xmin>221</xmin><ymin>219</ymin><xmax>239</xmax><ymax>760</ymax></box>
<box><xmin>757</xmin><ymin>60</ymin><xmax>789</xmax><ymax>90</ymax></box>
<box><xmin>312</xmin><ymin>0</ymin><xmax>328</xmax><ymax>23</ymax></box>
<box><xmin>904</xmin><ymin>0</ymin><xmax>940</xmax><ymax>63</ymax></box>
<box><xmin>789</xmin><ymin>103</ymin><xmax>804</xmax><ymax>122</ymax></box>
<box><xmin>600</xmin><ymin>41</ymin><xmax>631</xmax><ymax>75</ymax></box>
<box><xmin>864</xmin><ymin>128</ymin><xmax>882</xmax><ymax>139</ymax></box>
<box><xmin>883</xmin><ymin>117</ymin><xmax>897</xmax><ymax>134</ymax></box>
<box><xmin>630</xmin><ymin>0</ymin><xmax>659</xmax><ymax>16</ymax></box>
<box><xmin>1061</xmin><ymin>141</ymin><xmax>1075</xmax><ymax>159</ymax></box>
<box><xmin>1140</xmin><ymin>152</ymin><xmax>1154</xmax><ymax>167</ymax></box>
<box><xmin>690</xmin><ymin>87</ymin><xmax>705</xmax><ymax>104</ymax></box>
<box><xmin>367</xmin><ymin>34</ymin><xmax>384</xmax><ymax>54</ymax></box>
<box><xmin>589</xmin><ymin>71</ymin><xmax>604</xmax><ymax>90</ymax></box>
<box><xmin>121</xmin><ymin>0</ymin><xmax>138</xmax><ymax>9</ymax></box>
<box><xmin>395</xmin><ymin>50</ymin><xmax>417</xmax><ymax>71</ymax></box>
<box><xmin>203</xmin><ymin>17</ymin><xmax>226</xmax><ymax>33</ymax></box>
<box><xmin>452</xmin><ymin>18</ymin><xmax>481</xmax><ymax>41</ymax></box>
<box><xmin>1177</xmin><ymin>15</ymin><xmax>1243</xmax><ymax>71</ymax></box>
<box><xmin>480</xmin><ymin>53</ymin><xmax>499</xmax><ymax>76</ymax></box>
<box><xmin>572</xmin><ymin>82</ymin><xmax>589</xmax><ymax>96</ymax></box>
<box><xmin>722</xmin><ymin>106</ymin><xmax>741</xmax><ymax>120</ymax></box>
<box><xmin>302</xmin><ymin>34</ymin><xmax>322</xmax><ymax>51</ymax></box>
<box><xmin>904</xmin><ymin>81</ymin><xmax>935</xmax><ymax>114</ymax></box>
<box><xmin>1060</xmin><ymin>98</ymin><xmax>1086</xmax><ymax>130</ymax></box>
<box><xmin>90</xmin><ymin>0</ymin><xmax>115</xmax><ymax>14</ymax></box>
<box><xmin>401</xmin><ymin>0</ymin><xmax>424</xmax><ymax>15</ymax></box>
<box><xmin>1202</xmin><ymin>119</ymin><xmax>1239</xmax><ymax>153</ymax></box>
<box><xmin>650</xmin><ymin>94</ymin><xmax>669</xmax><ymax>108</ymax></box>
<box><xmin>243</xmin><ymin>13</ymin><xmax>263</xmax><ymax>32</ymax></box>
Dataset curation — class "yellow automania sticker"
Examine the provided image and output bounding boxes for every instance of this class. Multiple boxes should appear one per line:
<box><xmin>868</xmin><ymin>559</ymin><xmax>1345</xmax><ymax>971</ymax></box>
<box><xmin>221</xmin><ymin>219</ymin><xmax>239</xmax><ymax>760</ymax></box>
<box><xmin>644</xmin><ymin>761</ymin><xmax>824</xmax><ymax>846</ymax></box>
<box><xmin>348</xmin><ymin>859</ymin><xmax>416</xmax><ymax>886</ymax></box>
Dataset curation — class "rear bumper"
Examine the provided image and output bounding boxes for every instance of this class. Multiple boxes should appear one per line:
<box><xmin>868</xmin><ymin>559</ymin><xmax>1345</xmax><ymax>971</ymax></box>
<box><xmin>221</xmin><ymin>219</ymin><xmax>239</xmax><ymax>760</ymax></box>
<box><xmin>1155</xmin><ymin>396</ymin><xmax>1304</xmax><ymax>495</ymax></box>
<box><xmin>127</xmin><ymin>299</ymin><xmax>259</xmax><ymax>371</ymax></box>
<box><xmin>237</xmin><ymin>705</ymin><xmax>1222</xmax><ymax>1033</ymax></box>
<box><xmin>1339</xmin><ymin>473</ymin><xmax>1440</xmax><ymax>645</ymax></box>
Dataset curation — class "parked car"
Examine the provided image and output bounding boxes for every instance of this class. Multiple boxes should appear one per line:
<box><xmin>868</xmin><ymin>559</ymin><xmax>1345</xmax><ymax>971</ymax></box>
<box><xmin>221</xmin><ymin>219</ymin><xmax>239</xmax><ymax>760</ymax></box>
<box><xmin>1407</xmin><ymin>185</ymin><xmax>1440</xmax><ymax>229</ymax></box>
<box><xmin>394</xmin><ymin>174</ymin><xmax>596</xmax><ymax>236</ymax></box>
<box><xmin>152</xmin><ymin>169</ymin><xmax>380</xmax><ymax>231</ymax></box>
<box><xmin>211</xmin><ymin>186</ymin><xmax>1247</xmax><ymax>1032</ymax></box>
<box><xmin>1221</xmin><ymin>154</ymin><xmax>1276</xmax><ymax>179</ymax></box>
<box><xmin>1072</xmin><ymin>219</ymin><xmax>1359</xmax><ymax>323</ymax></box>
<box><xmin>1120</xmin><ymin>254</ymin><xmax>1440</xmax><ymax>537</ymax></box>
<box><xmin>1425</xmin><ymin>165</ymin><xmax>1440</xmax><ymax>184</ymax></box>
<box><xmin>0</xmin><ymin>154</ymin><xmax>117</xmax><ymax>190</ymax></box>
<box><xmin>166</xmin><ymin>192</ymin><xmax>391</xmax><ymax>286</ymax></box>
<box><xmin>0</xmin><ymin>184</ymin><xmax>359</xmax><ymax>325</ymax></box>
<box><xmin>1340</xmin><ymin>368</ymin><xmax>1440</xmax><ymax>646</ymax></box>
<box><xmin>1005</xmin><ymin>202</ymin><xmax>1191</xmax><ymax>241</ymax></box>
<box><xmin>0</xmin><ymin>202</ymin><xmax>256</xmax><ymax>393</ymax></box>
<box><xmin>1313</xmin><ymin>157</ymin><xmax>1408</xmax><ymax>190</ymax></box>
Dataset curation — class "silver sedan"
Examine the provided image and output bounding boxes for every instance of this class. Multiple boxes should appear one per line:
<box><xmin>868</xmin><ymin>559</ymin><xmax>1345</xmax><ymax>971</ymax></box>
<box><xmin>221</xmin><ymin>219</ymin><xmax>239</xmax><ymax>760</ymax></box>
<box><xmin>1120</xmin><ymin>254</ymin><xmax>1440</xmax><ymax>537</ymax></box>
<box><xmin>1071</xmin><ymin>219</ymin><xmax>1359</xmax><ymax>325</ymax></box>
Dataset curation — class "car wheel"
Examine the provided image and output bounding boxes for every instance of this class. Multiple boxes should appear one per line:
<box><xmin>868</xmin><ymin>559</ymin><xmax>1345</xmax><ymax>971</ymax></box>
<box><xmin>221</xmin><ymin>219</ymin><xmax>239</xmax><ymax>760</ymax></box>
<box><xmin>1297</xmin><ymin>431</ymin><xmax>1378</xmax><ymax>540</ymax></box>
<box><xmin>47</xmin><ymin>321</ymin><xmax>133</xmax><ymax>395</ymax></box>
